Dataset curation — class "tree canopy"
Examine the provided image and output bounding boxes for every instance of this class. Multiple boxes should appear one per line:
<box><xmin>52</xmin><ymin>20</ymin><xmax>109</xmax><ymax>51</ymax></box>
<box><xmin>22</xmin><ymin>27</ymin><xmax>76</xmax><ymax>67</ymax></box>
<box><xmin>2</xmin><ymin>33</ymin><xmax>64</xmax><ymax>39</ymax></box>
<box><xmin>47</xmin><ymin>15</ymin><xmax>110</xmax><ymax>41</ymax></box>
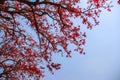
<box><xmin>0</xmin><ymin>0</ymin><xmax>114</xmax><ymax>80</ymax></box>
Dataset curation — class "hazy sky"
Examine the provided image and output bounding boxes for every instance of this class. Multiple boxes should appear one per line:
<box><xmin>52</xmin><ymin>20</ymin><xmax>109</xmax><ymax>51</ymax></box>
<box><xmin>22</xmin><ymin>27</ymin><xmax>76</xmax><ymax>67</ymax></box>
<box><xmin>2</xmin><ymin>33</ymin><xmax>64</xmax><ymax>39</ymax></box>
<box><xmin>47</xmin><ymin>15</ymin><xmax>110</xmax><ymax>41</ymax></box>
<box><xmin>41</xmin><ymin>1</ymin><xmax>120</xmax><ymax>80</ymax></box>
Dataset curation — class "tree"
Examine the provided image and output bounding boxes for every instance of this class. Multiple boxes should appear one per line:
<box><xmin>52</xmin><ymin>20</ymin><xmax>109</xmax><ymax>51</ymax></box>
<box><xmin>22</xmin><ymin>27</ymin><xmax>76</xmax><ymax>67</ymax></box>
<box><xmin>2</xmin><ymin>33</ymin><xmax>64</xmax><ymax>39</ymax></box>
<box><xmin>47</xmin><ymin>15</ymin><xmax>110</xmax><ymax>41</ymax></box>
<box><xmin>0</xmin><ymin>0</ymin><xmax>113</xmax><ymax>80</ymax></box>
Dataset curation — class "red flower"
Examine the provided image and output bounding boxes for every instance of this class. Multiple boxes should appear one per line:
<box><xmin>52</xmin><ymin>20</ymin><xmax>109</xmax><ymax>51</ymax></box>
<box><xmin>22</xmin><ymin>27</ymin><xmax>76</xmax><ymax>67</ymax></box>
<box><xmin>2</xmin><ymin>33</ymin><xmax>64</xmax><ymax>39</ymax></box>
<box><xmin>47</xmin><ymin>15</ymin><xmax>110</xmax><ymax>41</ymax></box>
<box><xmin>118</xmin><ymin>0</ymin><xmax>120</xmax><ymax>4</ymax></box>
<box><xmin>93</xmin><ymin>0</ymin><xmax>98</xmax><ymax>3</ymax></box>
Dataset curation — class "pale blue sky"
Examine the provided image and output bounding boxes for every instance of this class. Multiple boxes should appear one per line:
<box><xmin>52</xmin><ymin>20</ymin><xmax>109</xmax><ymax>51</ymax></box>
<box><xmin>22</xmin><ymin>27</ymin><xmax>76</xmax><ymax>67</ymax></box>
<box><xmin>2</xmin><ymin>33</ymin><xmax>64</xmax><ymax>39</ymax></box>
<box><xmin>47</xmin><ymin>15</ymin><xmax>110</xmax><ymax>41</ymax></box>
<box><xmin>41</xmin><ymin>1</ymin><xmax>120</xmax><ymax>80</ymax></box>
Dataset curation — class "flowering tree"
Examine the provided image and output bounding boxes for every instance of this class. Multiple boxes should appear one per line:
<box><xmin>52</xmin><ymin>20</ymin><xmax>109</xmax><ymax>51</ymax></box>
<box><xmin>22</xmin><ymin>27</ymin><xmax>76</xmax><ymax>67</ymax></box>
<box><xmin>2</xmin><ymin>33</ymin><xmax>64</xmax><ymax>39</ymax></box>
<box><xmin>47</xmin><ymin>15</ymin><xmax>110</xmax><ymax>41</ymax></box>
<box><xmin>0</xmin><ymin>0</ymin><xmax>113</xmax><ymax>80</ymax></box>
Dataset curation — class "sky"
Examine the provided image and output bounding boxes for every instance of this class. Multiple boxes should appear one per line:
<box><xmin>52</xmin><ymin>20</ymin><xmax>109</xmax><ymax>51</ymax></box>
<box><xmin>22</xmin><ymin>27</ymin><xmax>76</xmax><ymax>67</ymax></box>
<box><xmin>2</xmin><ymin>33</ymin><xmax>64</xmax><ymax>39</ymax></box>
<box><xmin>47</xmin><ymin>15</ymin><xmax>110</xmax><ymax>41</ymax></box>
<box><xmin>41</xmin><ymin>1</ymin><xmax>120</xmax><ymax>80</ymax></box>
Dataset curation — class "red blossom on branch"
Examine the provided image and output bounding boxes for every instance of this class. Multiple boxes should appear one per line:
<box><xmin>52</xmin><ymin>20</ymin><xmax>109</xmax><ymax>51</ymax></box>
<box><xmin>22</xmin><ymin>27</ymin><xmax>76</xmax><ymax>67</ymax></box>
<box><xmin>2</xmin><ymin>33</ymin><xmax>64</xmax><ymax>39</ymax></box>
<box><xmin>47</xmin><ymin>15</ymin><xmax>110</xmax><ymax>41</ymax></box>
<box><xmin>118</xmin><ymin>0</ymin><xmax>120</xmax><ymax>4</ymax></box>
<box><xmin>0</xmin><ymin>0</ymin><xmax>112</xmax><ymax>80</ymax></box>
